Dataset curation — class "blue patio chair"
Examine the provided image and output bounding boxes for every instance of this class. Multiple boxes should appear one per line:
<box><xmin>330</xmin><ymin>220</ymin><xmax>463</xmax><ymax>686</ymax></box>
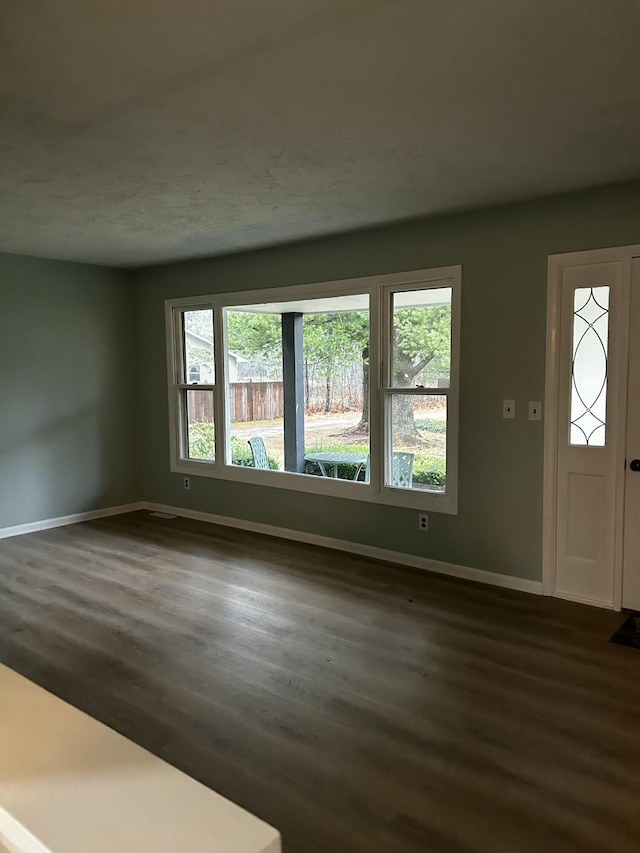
<box><xmin>363</xmin><ymin>451</ymin><xmax>414</xmax><ymax>487</ymax></box>
<box><xmin>248</xmin><ymin>436</ymin><xmax>270</xmax><ymax>469</ymax></box>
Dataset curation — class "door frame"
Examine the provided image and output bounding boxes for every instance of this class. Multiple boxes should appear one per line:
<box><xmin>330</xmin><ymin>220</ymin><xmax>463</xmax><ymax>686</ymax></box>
<box><xmin>543</xmin><ymin>244</ymin><xmax>640</xmax><ymax>609</ymax></box>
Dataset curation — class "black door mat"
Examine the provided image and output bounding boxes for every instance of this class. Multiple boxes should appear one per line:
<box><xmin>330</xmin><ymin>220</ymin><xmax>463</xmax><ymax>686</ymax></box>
<box><xmin>610</xmin><ymin>612</ymin><xmax>640</xmax><ymax>648</ymax></box>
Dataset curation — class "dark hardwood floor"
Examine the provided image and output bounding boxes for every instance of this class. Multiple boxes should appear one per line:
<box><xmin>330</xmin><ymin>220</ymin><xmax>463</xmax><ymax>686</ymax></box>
<box><xmin>0</xmin><ymin>511</ymin><xmax>638</xmax><ymax>852</ymax></box>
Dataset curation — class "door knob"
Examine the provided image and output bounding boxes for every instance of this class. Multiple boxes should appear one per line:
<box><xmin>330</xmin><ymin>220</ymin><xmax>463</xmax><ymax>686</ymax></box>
<box><xmin>630</xmin><ymin>459</ymin><xmax>640</xmax><ymax>472</ymax></box>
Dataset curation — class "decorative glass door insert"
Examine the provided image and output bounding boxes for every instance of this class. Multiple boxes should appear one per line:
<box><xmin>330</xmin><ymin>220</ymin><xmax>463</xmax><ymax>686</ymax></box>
<box><xmin>570</xmin><ymin>286</ymin><xmax>609</xmax><ymax>447</ymax></box>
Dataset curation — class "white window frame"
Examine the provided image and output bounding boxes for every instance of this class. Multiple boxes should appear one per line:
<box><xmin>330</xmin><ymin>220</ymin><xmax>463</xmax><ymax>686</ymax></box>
<box><xmin>166</xmin><ymin>265</ymin><xmax>461</xmax><ymax>514</ymax></box>
<box><xmin>166</xmin><ymin>303</ymin><xmax>217</xmax><ymax>467</ymax></box>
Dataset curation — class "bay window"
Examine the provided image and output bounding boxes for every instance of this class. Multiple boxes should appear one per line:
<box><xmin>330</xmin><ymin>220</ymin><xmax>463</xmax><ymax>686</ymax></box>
<box><xmin>166</xmin><ymin>266</ymin><xmax>460</xmax><ymax>513</ymax></box>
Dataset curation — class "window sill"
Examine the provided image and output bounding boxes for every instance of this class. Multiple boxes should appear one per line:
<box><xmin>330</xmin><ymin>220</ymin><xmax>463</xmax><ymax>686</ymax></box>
<box><xmin>171</xmin><ymin>458</ymin><xmax>458</xmax><ymax>515</ymax></box>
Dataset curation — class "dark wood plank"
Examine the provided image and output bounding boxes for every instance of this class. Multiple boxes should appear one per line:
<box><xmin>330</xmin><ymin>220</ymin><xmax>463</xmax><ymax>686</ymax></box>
<box><xmin>0</xmin><ymin>510</ymin><xmax>637</xmax><ymax>853</ymax></box>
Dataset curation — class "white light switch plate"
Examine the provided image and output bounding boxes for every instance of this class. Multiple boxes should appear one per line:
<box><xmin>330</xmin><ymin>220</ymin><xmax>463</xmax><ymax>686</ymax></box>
<box><xmin>529</xmin><ymin>401</ymin><xmax>542</xmax><ymax>421</ymax></box>
<box><xmin>503</xmin><ymin>399</ymin><xmax>516</xmax><ymax>419</ymax></box>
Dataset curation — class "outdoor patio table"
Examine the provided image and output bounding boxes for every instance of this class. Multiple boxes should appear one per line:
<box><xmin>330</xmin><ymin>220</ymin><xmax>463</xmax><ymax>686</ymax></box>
<box><xmin>304</xmin><ymin>450</ymin><xmax>368</xmax><ymax>480</ymax></box>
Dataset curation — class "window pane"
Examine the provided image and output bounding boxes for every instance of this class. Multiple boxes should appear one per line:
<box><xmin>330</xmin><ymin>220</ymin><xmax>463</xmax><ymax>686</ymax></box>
<box><xmin>183</xmin><ymin>309</ymin><xmax>214</xmax><ymax>384</ymax></box>
<box><xmin>570</xmin><ymin>286</ymin><xmax>609</xmax><ymax>447</ymax></box>
<box><xmin>225</xmin><ymin>295</ymin><xmax>370</xmax><ymax>480</ymax></box>
<box><xmin>388</xmin><ymin>393</ymin><xmax>446</xmax><ymax>491</ymax></box>
<box><xmin>302</xmin><ymin>299</ymin><xmax>370</xmax><ymax>482</ymax></box>
<box><xmin>227</xmin><ymin>310</ymin><xmax>284</xmax><ymax>470</ymax></box>
<box><xmin>185</xmin><ymin>389</ymin><xmax>215</xmax><ymax>460</ymax></box>
<box><xmin>391</xmin><ymin>288</ymin><xmax>451</xmax><ymax>388</ymax></box>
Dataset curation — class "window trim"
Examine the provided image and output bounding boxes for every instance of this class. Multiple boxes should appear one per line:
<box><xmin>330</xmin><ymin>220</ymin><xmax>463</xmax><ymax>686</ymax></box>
<box><xmin>166</xmin><ymin>265</ymin><xmax>461</xmax><ymax>514</ymax></box>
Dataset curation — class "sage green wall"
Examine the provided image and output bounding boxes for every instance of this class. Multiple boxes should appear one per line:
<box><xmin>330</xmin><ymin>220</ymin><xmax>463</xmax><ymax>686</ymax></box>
<box><xmin>135</xmin><ymin>181</ymin><xmax>640</xmax><ymax>582</ymax></box>
<box><xmin>0</xmin><ymin>253</ymin><xmax>139</xmax><ymax>529</ymax></box>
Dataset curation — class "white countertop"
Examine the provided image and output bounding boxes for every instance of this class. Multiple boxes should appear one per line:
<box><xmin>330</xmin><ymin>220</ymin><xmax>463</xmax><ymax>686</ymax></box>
<box><xmin>0</xmin><ymin>665</ymin><xmax>281</xmax><ymax>853</ymax></box>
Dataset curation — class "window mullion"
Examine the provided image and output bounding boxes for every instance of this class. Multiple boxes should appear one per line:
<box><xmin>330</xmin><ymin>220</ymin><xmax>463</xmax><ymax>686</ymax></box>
<box><xmin>368</xmin><ymin>284</ymin><xmax>382</xmax><ymax>493</ymax></box>
<box><xmin>213</xmin><ymin>306</ymin><xmax>227</xmax><ymax>465</ymax></box>
<box><xmin>382</xmin><ymin>387</ymin><xmax>451</xmax><ymax>395</ymax></box>
<box><xmin>177</xmin><ymin>383</ymin><xmax>215</xmax><ymax>391</ymax></box>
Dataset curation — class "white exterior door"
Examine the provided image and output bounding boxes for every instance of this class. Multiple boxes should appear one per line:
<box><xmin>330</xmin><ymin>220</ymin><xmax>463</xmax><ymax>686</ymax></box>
<box><xmin>553</xmin><ymin>260</ymin><xmax>627</xmax><ymax>608</ymax></box>
<box><xmin>622</xmin><ymin>258</ymin><xmax>640</xmax><ymax>610</ymax></box>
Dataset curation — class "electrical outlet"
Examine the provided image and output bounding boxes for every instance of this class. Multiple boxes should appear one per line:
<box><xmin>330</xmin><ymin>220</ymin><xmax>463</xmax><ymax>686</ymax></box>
<box><xmin>418</xmin><ymin>513</ymin><xmax>429</xmax><ymax>531</ymax></box>
<box><xmin>503</xmin><ymin>399</ymin><xmax>516</xmax><ymax>419</ymax></box>
<box><xmin>183</xmin><ymin>477</ymin><xmax>191</xmax><ymax>490</ymax></box>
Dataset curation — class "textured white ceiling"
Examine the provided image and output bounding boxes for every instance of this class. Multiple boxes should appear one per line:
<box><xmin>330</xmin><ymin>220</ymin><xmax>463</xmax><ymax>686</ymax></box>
<box><xmin>1</xmin><ymin>0</ymin><xmax>639</xmax><ymax>267</ymax></box>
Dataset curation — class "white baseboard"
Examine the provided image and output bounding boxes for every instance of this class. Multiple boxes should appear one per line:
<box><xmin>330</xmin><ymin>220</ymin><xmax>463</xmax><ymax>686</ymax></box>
<box><xmin>0</xmin><ymin>499</ymin><xmax>543</xmax><ymax>597</ymax></box>
<box><xmin>145</xmin><ymin>502</ymin><xmax>543</xmax><ymax>596</ymax></box>
<box><xmin>0</xmin><ymin>502</ymin><xmax>145</xmax><ymax>541</ymax></box>
<box><xmin>553</xmin><ymin>590</ymin><xmax>616</xmax><ymax>610</ymax></box>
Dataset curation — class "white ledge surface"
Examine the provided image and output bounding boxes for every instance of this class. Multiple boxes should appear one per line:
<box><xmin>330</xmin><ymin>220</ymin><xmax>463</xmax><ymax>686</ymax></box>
<box><xmin>0</xmin><ymin>665</ymin><xmax>281</xmax><ymax>853</ymax></box>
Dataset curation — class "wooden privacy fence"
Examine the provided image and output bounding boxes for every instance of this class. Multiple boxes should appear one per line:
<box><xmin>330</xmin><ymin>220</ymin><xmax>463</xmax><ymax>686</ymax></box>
<box><xmin>231</xmin><ymin>380</ymin><xmax>284</xmax><ymax>422</ymax></box>
<box><xmin>188</xmin><ymin>381</ymin><xmax>284</xmax><ymax>424</ymax></box>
